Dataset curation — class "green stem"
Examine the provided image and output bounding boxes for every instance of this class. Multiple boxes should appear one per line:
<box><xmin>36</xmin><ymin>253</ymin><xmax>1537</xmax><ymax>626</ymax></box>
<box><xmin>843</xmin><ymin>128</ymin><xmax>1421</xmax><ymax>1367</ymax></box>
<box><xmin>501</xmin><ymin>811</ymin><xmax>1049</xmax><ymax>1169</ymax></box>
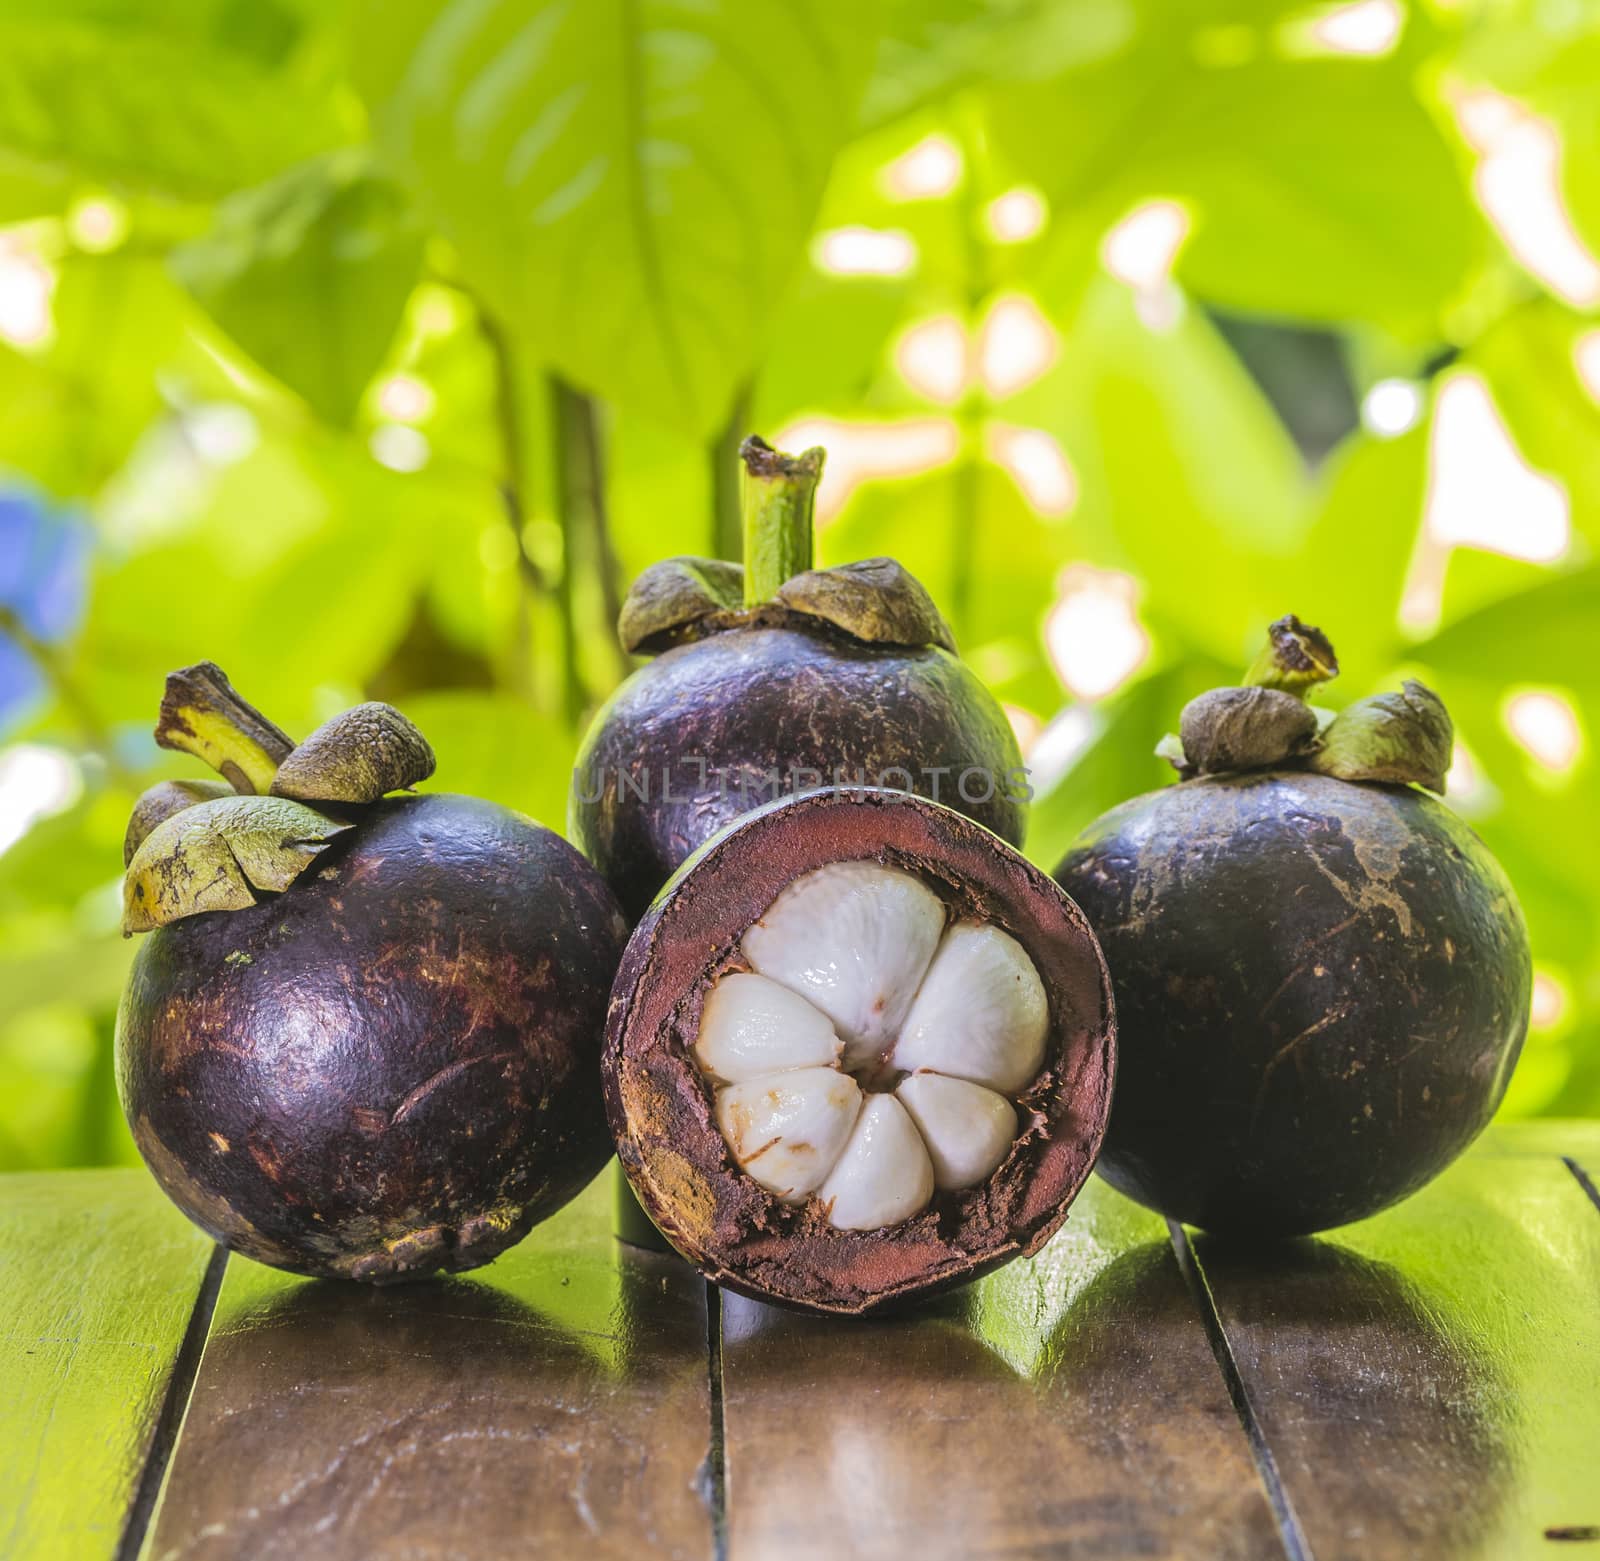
<box><xmin>155</xmin><ymin>663</ymin><xmax>294</xmax><ymax>794</ymax></box>
<box><xmin>1244</xmin><ymin>614</ymin><xmax>1340</xmax><ymax>697</ymax></box>
<box><xmin>739</xmin><ymin>436</ymin><xmax>823</xmax><ymax>607</ymax></box>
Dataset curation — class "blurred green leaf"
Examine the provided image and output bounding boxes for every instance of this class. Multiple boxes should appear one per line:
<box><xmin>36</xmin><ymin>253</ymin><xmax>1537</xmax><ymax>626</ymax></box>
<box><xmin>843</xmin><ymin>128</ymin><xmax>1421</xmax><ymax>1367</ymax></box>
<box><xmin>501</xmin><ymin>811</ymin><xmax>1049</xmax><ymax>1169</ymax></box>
<box><xmin>354</xmin><ymin>0</ymin><xmax>884</xmax><ymax>436</ymax></box>
<box><xmin>0</xmin><ymin>1</ymin><xmax>352</xmax><ymax>200</ymax></box>
<box><xmin>1414</xmin><ymin>564</ymin><xmax>1600</xmax><ymax>694</ymax></box>
<box><xmin>1017</xmin><ymin>275</ymin><xmax>1309</xmax><ymax>663</ymax></box>
<box><xmin>987</xmin><ymin>12</ymin><xmax>1480</xmax><ymax>328</ymax></box>
<box><xmin>172</xmin><ymin>153</ymin><xmax>423</xmax><ymax>425</ymax></box>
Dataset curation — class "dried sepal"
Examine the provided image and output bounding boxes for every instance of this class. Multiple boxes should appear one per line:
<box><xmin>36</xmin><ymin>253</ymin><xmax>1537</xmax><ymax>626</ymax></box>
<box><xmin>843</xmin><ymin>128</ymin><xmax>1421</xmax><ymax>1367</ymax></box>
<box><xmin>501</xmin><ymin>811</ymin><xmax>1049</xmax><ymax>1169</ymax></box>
<box><xmin>617</xmin><ymin>557</ymin><xmax>746</xmax><ymax>655</ymax></box>
<box><xmin>1245</xmin><ymin>615</ymin><xmax>1339</xmax><ymax>695</ymax></box>
<box><xmin>124</xmin><ymin>779</ymin><xmax>234</xmax><ymax>866</ymax></box>
<box><xmin>778</xmin><ymin>558</ymin><xmax>958</xmax><ymax>652</ymax></box>
<box><xmin>270</xmin><ymin>702</ymin><xmax>435</xmax><ymax>804</ymax></box>
<box><xmin>1307</xmin><ymin>679</ymin><xmax>1454</xmax><ymax>793</ymax></box>
<box><xmin>1179</xmin><ymin>686</ymin><xmax>1320</xmax><ymax>776</ymax></box>
<box><xmin>156</xmin><ymin>663</ymin><xmax>295</xmax><ymax>795</ymax></box>
<box><xmin>123</xmin><ymin>796</ymin><xmax>350</xmax><ymax>934</ymax></box>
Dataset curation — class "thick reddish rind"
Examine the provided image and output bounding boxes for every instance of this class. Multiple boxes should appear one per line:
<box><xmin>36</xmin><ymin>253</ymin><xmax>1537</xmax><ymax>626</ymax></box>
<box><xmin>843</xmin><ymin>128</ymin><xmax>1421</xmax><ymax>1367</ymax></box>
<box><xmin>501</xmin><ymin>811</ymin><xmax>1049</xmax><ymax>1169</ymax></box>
<box><xmin>602</xmin><ymin>788</ymin><xmax>1117</xmax><ymax>1316</ymax></box>
<box><xmin>117</xmin><ymin>794</ymin><xmax>628</xmax><ymax>1282</ymax></box>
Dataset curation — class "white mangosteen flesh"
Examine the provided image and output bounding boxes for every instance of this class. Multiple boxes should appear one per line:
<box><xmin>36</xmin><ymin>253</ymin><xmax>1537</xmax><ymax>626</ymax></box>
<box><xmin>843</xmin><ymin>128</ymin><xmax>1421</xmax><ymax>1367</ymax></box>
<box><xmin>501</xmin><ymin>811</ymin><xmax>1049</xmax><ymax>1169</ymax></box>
<box><xmin>740</xmin><ymin>861</ymin><xmax>944</xmax><ymax>1073</ymax></box>
<box><xmin>695</xmin><ymin>862</ymin><xmax>1049</xmax><ymax>1230</ymax></box>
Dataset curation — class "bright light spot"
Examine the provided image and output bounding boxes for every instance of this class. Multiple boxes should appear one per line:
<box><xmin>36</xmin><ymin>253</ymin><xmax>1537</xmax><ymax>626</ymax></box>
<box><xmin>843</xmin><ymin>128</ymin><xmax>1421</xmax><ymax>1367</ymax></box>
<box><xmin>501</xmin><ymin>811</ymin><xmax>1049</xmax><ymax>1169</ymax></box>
<box><xmin>478</xmin><ymin>523</ymin><xmax>520</xmax><ymax>573</ymax></box>
<box><xmin>978</xmin><ymin>295</ymin><xmax>1058</xmax><ymax>399</ymax></box>
<box><xmin>1102</xmin><ymin>200</ymin><xmax>1191</xmax><ymax>292</ymax></box>
<box><xmin>1530</xmin><ymin>969</ymin><xmax>1569</xmax><ymax>1030</ymax></box>
<box><xmin>986</xmin><ymin>188</ymin><xmax>1048</xmax><ymax>244</ymax></box>
<box><xmin>377</xmin><ymin>373</ymin><xmax>436</xmax><ymax>423</ymax></box>
<box><xmin>1003</xmin><ymin>703</ymin><xmax>1044</xmax><ymax>758</ymax></box>
<box><xmin>773</xmin><ymin>416</ymin><xmax>960</xmax><ymax>521</ymax></box>
<box><xmin>1362</xmin><ymin>378</ymin><xmax>1424</xmax><ymax>437</ymax></box>
<box><xmin>1573</xmin><ymin>330</ymin><xmax>1600</xmax><ymax>403</ymax></box>
<box><xmin>67</xmin><ymin>196</ymin><xmax>129</xmax><ymax>253</ymax></box>
<box><xmin>0</xmin><ymin>746</ymin><xmax>82</xmax><ymax>857</ymax></box>
<box><xmin>986</xmin><ymin>424</ymin><xmax>1078</xmax><ymax>517</ymax></box>
<box><xmin>370</xmin><ymin>424</ymin><xmax>431</xmax><ymax>473</ymax></box>
<box><xmin>1296</xmin><ymin>0</ymin><xmax>1404</xmax><ymax>56</ymax></box>
<box><xmin>0</xmin><ymin>241</ymin><xmax>53</xmax><ymax>348</ymax></box>
<box><xmin>813</xmin><ymin>227</ymin><xmax>918</xmax><ymax>278</ymax></box>
<box><xmin>1044</xmin><ymin>566</ymin><xmax>1149</xmax><ymax>701</ymax></box>
<box><xmin>1454</xmin><ymin>86</ymin><xmax>1600</xmax><ymax>309</ymax></box>
<box><xmin>413</xmin><ymin>285</ymin><xmax>466</xmax><ymax>338</ymax></box>
<box><xmin>1425</xmin><ymin>374</ymin><xmax>1569</xmax><ymax>561</ymax></box>
<box><xmin>1029</xmin><ymin>705</ymin><xmax>1104</xmax><ymax>793</ymax></box>
<box><xmin>895</xmin><ymin>315</ymin><xmax>969</xmax><ymax>404</ymax></box>
<box><xmin>1504</xmin><ymin>689</ymin><xmax>1583</xmax><ymax>771</ymax></box>
<box><xmin>187</xmin><ymin>403</ymin><xmax>259</xmax><ymax>466</ymax></box>
<box><xmin>882</xmin><ymin>135</ymin><xmax>964</xmax><ymax>201</ymax></box>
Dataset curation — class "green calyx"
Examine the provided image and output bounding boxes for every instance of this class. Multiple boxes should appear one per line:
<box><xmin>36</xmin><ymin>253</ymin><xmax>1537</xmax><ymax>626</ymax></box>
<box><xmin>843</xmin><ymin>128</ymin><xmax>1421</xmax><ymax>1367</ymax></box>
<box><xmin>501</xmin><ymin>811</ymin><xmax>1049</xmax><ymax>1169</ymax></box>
<box><xmin>615</xmin><ymin>434</ymin><xmax>957</xmax><ymax>657</ymax></box>
<box><xmin>123</xmin><ymin>664</ymin><xmax>438</xmax><ymax>934</ymax></box>
<box><xmin>1157</xmin><ymin>616</ymin><xmax>1454</xmax><ymax>794</ymax></box>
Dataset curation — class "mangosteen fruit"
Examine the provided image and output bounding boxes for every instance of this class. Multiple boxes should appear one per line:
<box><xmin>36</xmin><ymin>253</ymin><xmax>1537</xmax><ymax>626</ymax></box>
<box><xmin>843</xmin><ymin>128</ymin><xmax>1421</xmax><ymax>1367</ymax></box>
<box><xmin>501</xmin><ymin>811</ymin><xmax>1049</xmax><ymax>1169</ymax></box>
<box><xmin>1055</xmin><ymin>616</ymin><xmax>1531</xmax><ymax>1238</ymax></box>
<box><xmin>570</xmin><ymin>436</ymin><xmax>1027</xmax><ymax>920</ymax></box>
<box><xmin>604</xmin><ymin>786</ymin><xmax>1116</xmax><ymax>1314</ymax></box>
<box><xmin>116</xmin><ymin>663</ymin><xmax>627</xmax><ymax>1281</ymax></box>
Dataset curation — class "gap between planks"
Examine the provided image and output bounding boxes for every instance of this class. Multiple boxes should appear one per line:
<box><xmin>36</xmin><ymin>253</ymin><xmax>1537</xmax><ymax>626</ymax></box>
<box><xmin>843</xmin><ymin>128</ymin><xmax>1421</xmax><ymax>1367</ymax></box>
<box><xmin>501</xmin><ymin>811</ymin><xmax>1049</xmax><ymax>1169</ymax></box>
<box><xmin>1166</xmin><ymin>1219</ymin><xmax>1314</xmax><ymax>1561</ymax></box>
<box><xmin>703</xmin><ymin>1280</ymin><xmax>730</xmax><ymax>1561</ymax></box>
<box><xmin>114</xmin><ymin>1242</ymin><xmax>229</xmax><ymax>1561</ymax></box>
<box><xmin>1564</xmin><ymin>1156</ymin><xmax>1600</xmax><ymax>1220</ymax></box>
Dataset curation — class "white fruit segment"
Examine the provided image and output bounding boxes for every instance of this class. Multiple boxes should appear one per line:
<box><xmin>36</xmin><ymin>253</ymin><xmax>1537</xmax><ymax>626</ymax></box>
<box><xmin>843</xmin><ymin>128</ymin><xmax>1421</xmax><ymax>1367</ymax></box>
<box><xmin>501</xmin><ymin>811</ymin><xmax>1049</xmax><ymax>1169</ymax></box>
<box><xmin>892</xmin><ymin>921</ymin><xmax>1048</xmax><ymax>1094</ymax></box>
<box><xmin>694</xmin><ymin>972</ymin><xmax>844</xmax><ymax>1083</ymax></box>
<box><xmin>896</xmin><ymin>1072</ymin><xmax>1018</xmax><ymax>1191</ymax></box>
<box><xmin>741</xmin><ymin>862</ymin><xmax>945</xmax><ymax>1073</ymax></box>
<box><xmin>715</xmin><ymin>1068</ymin><xmax>862</xmax><ymax>1203</ymax></box>
<box><xmin>817</xmin><ymin>1094</ymin><xmax>935</xmax><ymax>1231</ymax></box>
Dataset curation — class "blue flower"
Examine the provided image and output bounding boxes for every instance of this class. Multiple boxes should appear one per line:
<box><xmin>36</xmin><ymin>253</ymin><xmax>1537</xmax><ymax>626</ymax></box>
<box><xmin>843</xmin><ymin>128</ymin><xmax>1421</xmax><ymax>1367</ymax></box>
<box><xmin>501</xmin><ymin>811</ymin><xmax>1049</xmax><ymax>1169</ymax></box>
<box><xmin>0</xmin><ymin>488</ymin><xmax>90</xmax><ymax>734</ymax></box>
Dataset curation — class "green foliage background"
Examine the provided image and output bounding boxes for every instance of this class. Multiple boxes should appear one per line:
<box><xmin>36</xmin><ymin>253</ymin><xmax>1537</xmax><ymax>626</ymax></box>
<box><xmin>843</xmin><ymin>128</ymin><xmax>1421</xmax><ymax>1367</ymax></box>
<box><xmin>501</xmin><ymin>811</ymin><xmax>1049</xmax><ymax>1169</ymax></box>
<box><xmin>0</xmin><ymin>0</ymin><xmax>1595</xmax><ymax>1171</ymax></box>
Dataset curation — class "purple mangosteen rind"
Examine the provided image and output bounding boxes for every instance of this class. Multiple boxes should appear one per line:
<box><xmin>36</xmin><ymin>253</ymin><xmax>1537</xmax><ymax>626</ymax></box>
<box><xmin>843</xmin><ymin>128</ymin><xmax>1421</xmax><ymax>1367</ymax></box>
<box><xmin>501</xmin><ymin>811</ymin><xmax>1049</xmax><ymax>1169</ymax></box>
<box><xmin>119</xmin><ymin>792</ymin><xmax>629</xmax><ymax>1282</ymax></box>
<box><xmin>570</xmin><ymin>434</ymin><xmax>1027</xmax><ymax>923</ymax></box>
<box><xmin>603</xmin><ymin>787</ymin><xmax>1118</xmax><ymax>1317</ymax></box>
<box><xmin>1054</xmin><ymin>615</ymin><xmax>1531</xmax><ymax>1239</ymax></box>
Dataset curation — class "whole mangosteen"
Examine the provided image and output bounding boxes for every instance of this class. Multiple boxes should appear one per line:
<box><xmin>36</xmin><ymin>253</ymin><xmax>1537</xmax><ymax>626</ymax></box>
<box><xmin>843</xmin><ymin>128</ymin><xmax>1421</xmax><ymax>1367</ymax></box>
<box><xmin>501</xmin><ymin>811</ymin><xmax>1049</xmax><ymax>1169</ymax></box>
<box><xmin>570</xmin><ymin>437</ymin><xmax>1027</xmax><ymax>920</ymax></box>
<box><xmin>116</xmin><ymin>664</ymin><xmax>627</xmax><ymax>1281</ymax></box>
<box><xmin>1055</xmin><ymin>617</ymin><xmax>1531</xmax><ymax>1238</ymax></box>
<box><xmin>604</xmin><ymin>786</ymin><xmax>1116</xmax><ymax>1314</ymax></box>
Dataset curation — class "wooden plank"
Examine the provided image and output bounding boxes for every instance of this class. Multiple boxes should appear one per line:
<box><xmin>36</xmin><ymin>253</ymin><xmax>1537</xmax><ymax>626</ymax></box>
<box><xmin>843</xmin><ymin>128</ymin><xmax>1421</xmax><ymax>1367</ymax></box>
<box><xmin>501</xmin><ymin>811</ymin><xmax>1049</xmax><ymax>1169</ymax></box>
<box><xmin>1191</xmin><ymin>1154</ymin><xmax>1600</xmax><ymax>1560</ymax></box>
<box><xmin>140</xmin><ymin>1166</ymin><xmax>713</xmax><ymax>1560</ymax></box>
<box><xmin>717</xmin><ymin>1177</ymin><xmax>1284</xmax><ymax>1560</ymax></box>
<box><xmin>0</xmin><ymin>1169</ymin><xmax>217</xmax><ymax>1561</ymax></box>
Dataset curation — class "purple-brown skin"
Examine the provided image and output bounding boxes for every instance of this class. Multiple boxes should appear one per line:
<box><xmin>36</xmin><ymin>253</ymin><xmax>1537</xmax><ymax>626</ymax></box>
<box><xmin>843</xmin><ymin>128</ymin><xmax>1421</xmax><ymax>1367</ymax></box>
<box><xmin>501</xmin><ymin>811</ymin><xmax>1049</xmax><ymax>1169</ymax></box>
<box><xmin>604</xmin><ymin>788</ymin><xmax>1117</xmax><ymax>1316</ymax></box>
<box><xmin>116</xmin><ymin>794</ymin><xmax>628</xmax><ymax>1282</ymax></box>
<box><xmin>1055</xmin><ymin>771</ymin><xmax>1531</xmax><ymax>1238</ymax></box>
<box><xmin>571</xmin><ymin>623</ymin><xmax>1027</xmax><ymax>923</ymax></box>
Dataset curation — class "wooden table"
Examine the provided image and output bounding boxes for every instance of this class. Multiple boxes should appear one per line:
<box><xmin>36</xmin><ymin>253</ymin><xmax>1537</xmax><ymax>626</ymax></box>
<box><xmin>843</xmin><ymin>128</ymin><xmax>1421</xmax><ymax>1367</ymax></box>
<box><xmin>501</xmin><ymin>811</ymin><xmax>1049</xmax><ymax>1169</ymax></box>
<box><xmin>4</xmin><ymin>1123</ymin><xmax>1598</xmax><ymax>1560</ymax></box>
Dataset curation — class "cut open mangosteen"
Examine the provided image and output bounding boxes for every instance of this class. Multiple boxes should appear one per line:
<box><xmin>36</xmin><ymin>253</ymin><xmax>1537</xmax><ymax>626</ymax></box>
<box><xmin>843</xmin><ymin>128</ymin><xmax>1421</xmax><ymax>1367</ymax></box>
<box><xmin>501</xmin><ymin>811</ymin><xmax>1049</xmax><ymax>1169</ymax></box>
<box><xmin>604</xmin><ymin>788</ymin><xmax>1116</xmax><ymax>1315</ymax></box>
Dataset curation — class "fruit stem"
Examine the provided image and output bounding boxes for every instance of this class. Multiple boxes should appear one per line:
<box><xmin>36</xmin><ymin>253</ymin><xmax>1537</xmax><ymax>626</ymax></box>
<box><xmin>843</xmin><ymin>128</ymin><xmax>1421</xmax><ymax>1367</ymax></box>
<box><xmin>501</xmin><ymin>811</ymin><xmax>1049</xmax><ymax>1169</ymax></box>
<box><xmin>1244</xmin><ymin>614</ymin><xmax>1339</xmax><ymax>697</ymax></box>
<box><xmin>739</xmin><ymin>435</ymin><xmax>824</xmax><ymax>606</ymax></box>
<box><xmin>155</xmin><ymin>663</ymin><xmax>294</xmax><ymax>795</ymax></box>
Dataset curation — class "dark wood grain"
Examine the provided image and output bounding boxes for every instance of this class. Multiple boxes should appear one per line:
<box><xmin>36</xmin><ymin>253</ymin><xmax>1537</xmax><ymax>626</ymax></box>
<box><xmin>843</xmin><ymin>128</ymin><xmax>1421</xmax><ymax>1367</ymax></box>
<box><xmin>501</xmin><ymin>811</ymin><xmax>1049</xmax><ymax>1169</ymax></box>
<box><xmin>717</xmin><ymin>1176</ymin><xmax>1284</xmax><ymax>1559</ymax></box>
<box><xmin>140</xmin><ymin>1167</ymin><xmax>713</xmax><ymax>1560</ymax></box>
<box><xmin>1191</xmin><ymin>1153</ymin><xmax>1600</xmax><ymax>1559</ymax></box>
<box><xmin>0</xmin><ymin>1170</ymin><xmax>215</xmax><ymax>1560</ymax></box>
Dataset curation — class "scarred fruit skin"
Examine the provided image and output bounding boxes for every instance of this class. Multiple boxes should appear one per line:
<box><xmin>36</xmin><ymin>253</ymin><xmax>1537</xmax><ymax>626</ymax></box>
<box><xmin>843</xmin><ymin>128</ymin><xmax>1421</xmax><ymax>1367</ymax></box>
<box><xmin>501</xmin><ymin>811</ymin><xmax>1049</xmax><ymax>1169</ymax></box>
<box><xmin>572</xmin><ymin>624</ymin><xmax>1026</xmax><ymax>921</ymax></box>
<box><xmin>1055</xmin><ymin>771</ymin><xmax>1530</xmax><ymax>1237</ymax></box>
<box><xmin>605</xmin><ymin>788</ymin><xmax>1115</xmax><ymax>1316</ymax></box>
<box><xmin>116</xmin><ymin>793</ymin><xmax>628</xmax><ymax>1281</ymax></box>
